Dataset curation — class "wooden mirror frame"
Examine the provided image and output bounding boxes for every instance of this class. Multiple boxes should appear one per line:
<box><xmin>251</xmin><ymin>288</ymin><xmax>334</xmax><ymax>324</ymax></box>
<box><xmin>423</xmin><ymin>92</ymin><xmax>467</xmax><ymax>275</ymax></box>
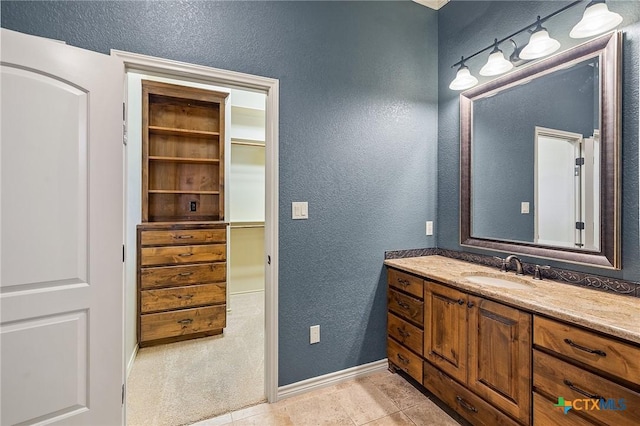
<box><xmin>460</xmin><ymin>32</ymin><xmax>621</xmax><ymax>269</ymax></box>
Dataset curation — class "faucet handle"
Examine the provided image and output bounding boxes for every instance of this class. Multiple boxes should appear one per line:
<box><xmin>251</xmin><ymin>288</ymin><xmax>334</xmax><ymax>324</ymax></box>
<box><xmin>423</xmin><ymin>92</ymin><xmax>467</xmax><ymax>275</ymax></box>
<box><xmin>494</xmin><ymin>256</ymin><xmax>509</xmax><ymax>272</ymax></box>
<box><xmin>534</xmin><ymin>265</ymin><xmax>551</xmax><ymax>280</ymax></box>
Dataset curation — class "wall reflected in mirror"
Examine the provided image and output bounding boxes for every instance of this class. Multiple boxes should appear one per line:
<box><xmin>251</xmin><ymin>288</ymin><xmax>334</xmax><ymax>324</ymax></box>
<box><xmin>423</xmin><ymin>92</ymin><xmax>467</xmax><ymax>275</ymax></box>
<box><xmin>471</xmin><ymin>56</ymin><xmax>601</xmax><ymax>252</ymax></box>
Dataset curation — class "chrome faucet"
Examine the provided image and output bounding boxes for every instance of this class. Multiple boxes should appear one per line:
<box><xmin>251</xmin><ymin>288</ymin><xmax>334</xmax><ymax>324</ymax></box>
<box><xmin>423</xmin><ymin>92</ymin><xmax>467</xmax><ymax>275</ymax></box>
<box><xmin>501</xmin><ymin>255</ymin><xmax>524</xmax><ymax>275</ymax></box>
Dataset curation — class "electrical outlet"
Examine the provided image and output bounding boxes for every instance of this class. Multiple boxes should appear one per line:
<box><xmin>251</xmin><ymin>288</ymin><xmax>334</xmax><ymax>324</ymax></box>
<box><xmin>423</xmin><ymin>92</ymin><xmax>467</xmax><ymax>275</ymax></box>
<box><xmin>310</xmin><ymin>325</ymin><xmax>320</xmax><ymax>344</ymax></box>
<box><xmin>190</xmin><ymin>201</ymin><xmax>197</xmax><ymax>212</ymax></box>
<box><xmin>426</xmin><ymin>221</ymin><xmax>434</xmax><ymax>236</ymax></box>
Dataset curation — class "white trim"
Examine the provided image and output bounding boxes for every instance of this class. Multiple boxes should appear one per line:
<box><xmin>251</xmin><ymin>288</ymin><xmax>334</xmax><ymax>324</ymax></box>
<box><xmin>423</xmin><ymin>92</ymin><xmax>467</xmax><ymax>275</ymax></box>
<box><xmin>126</xmin><ymin>344</ymin><xmax>139</xmax><ymax>379</ymax></box>
<box><xmin>110</xmin><ymin>49</ymin><xmax>279</xmax><ymax>404</ymax></box>
<box><xmin>277</xmin><ymin>359</ymin><xmax>389</xmax><ymax>401</ymax></box>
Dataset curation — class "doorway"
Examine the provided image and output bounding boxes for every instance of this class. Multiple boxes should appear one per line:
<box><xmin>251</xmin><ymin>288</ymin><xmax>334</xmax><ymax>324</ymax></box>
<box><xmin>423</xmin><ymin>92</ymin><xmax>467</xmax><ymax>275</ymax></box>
<box><xmin>113</xmin><ymin>51</ymin><xmax>279</xmax><ymax>425</ymax></box>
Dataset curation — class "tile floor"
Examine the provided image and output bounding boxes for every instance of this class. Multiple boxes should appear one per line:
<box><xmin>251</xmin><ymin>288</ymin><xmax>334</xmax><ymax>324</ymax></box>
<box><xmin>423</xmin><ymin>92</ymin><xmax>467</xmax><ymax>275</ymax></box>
<box><xmin>192</xmin><ymin>370</ymin><xmax>461</xmax><ymax>426</ymax></box>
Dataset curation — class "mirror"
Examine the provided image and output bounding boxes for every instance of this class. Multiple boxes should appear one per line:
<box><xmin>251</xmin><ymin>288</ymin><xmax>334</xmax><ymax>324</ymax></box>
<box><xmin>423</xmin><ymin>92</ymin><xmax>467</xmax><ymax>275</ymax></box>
<box><xmin>460</xmin><ymin>32</ymin><xmax>621</xmax><ymax>269</ymax></box>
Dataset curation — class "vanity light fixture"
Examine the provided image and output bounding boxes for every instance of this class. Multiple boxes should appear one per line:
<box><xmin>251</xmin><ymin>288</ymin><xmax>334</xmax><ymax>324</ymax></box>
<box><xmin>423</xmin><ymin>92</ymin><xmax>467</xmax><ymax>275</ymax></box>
<box><xmin>479</xmin><ymin>39</ymin><xmax>514</xmax><ymax>76</ymax></box>
<box><xmin>570</xmin><ymin>0</ymin><xmax>623</xmax><ymax>38</ymax></box>
<box><xmin>449</xmin><ymin>57</ymin><xmax>479</xmax><ymax>91</ymax></box>
<box><xmin>448</xmin><ymin>0</ymin><xmax>624</xmax><ymax>91</ymax></box>
<box><xmin>519</xmin><ymin>17</ymin><xmax>561</xmax><ymax>60</ymax></box>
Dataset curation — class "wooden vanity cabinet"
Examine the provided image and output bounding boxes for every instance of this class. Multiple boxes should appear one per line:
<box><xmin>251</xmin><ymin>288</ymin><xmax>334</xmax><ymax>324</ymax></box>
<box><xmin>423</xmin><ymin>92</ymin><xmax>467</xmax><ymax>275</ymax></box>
<box><xmin>423</xmin><ymin>280</ymin><xmax>532</xmax><ymax>425</ymax></box>
<box><xmin>532</xmin><ymin>316</ymin><xmax>640</xmax><ymax>426</ymax></box>
<box><xmin>387</xmin><ymin>269</ymin><xmax>424</xmax><ymax>383</ymax></box>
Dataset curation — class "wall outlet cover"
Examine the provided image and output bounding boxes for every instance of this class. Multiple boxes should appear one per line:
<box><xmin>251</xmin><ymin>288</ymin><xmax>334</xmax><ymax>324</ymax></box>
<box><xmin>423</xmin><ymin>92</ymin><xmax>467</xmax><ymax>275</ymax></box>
<box><xmin>292</xmin><ymin>201</ymin><xmax>309</xmax><ymax>219</ymax></box>
<box><xmin>310</xmin><ymin>324</ymin><xmax>320</xmax><ymax>344</ymax></box>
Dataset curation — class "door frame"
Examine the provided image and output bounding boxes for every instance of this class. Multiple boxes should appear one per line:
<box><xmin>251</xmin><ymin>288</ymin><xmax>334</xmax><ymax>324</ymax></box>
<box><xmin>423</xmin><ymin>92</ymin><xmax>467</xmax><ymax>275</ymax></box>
<box><xmin>111</xmin><ymin>50</ymin><xmax>279</xmax><ymax>404</ymax></box>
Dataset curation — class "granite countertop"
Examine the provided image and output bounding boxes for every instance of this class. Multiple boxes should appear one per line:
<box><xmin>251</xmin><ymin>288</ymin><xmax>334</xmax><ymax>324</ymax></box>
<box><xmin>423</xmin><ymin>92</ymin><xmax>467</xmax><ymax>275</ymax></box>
<box><xmin>384</xmin><ymin>255</ymin><xmax>640</xmax><ymax>345</ymax></box>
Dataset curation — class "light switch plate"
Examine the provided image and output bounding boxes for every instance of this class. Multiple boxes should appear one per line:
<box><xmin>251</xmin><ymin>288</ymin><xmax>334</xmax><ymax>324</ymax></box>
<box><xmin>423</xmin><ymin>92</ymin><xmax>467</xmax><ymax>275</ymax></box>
<box><xmin>310</xmin><ymin>325</ymin><xmax>320</xmax><ymax>344</ymax></box>
<box><xmin>292</xmin><ymin>202</ymin><xmax>308</xmax><ymax>219</ymax></box>
<box><xmin>521</xmin><ymin>202</ymin><xmax>530</xmax><ymax>214</ymax></box>
<box><xmin>426</xmin><ymin>221</ymin><xmax>434</xmax><ymax>236</ymax></box>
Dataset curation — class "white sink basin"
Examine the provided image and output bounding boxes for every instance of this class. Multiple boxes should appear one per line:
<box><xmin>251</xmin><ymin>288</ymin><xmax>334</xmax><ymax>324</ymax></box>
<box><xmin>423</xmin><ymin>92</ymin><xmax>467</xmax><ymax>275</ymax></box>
<box><xmin>463</xmin><ymin>275</ymin><xmax>532</xmax><ymax>290</ymax></box>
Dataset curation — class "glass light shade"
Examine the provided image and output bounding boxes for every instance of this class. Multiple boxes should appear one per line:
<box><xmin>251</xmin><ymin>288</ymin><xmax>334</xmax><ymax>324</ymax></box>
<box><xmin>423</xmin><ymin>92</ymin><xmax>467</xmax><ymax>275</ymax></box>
<box><xmin>449</xmin><ymin>66</ymin><xmax>478</xmax><ymax>91</ymax></box>
<box><xmin>520</xmin><ymin>28</ymin><xmax>561</xmax><ymax>60</ymax></box>
<box><xmin>570</xmin><ymin>2</ymin><xmax>622</xmax><ymax>38</ymax></box>
<box><xmin>479</xmin><ymin>50</ymin><xmax>514</xmax><ymax>76</ymax></box>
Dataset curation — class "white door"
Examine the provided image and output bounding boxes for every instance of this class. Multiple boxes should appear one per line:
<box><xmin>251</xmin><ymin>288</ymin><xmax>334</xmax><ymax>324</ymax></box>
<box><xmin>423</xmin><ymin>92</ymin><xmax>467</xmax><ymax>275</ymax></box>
<box><xmin>1</xmin><ymin>29</ymin><xmax>124</xmax><ymax>425</ymax></box>
<box><xmin>534</xmin><ymin>127</ymin><xmax>584</xmax><ymax>249</ymax></box>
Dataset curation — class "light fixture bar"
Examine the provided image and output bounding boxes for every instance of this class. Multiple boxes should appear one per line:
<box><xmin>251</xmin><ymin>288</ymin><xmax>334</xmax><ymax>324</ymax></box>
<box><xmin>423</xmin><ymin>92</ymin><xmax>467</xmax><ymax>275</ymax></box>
<box><xmin>451</xmin><ymin>0</ymin><xmax>583</xmax><ymax>69</ymax></box>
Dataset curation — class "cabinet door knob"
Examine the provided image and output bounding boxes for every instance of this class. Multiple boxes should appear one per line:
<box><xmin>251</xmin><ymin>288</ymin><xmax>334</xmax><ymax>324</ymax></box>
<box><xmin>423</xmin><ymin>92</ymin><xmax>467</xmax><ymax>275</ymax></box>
<box><xmin>467</xmin><ymin>301</ymin><xmax>475</xmax><ymax>308</ymax></box>
<box><xmin>457</xmin><ymin>299</ymin><xmax>465</xmax><ymax>305</ymax></box>
<box><xmin>563</xmin><ymin>339</ymin><xmax>607</xmax><ymax>357</ymax></box>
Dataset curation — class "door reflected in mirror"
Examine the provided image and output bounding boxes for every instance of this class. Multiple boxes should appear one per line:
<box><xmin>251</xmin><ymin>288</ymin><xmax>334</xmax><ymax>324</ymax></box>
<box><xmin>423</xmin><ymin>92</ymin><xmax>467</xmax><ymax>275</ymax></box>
<box><xmin>534</xmin><ymin>127</ymin><xmax>599</xmax><ymax>251</ymax></box>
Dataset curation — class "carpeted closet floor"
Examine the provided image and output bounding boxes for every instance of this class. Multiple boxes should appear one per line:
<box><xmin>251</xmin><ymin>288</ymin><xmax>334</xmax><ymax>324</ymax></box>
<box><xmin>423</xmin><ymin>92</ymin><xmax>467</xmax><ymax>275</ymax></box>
<box><xmin>126</xmin><ymin>291</ymin><xmax>265</xmax><ymax>426</ymax></box>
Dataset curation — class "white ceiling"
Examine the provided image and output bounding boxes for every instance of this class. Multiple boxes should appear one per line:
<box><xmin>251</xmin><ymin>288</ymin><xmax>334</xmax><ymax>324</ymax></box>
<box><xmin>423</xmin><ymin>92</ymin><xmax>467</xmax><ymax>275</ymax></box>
<box><xmin>413</xmin><ymin>0</ymin><xmax>450</xmax><ymax>10</ymax></box>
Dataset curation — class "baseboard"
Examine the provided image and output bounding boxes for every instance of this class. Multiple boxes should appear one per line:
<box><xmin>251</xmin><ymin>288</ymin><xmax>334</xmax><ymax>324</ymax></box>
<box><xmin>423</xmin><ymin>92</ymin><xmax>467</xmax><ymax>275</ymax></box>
<box><xmin>126</xmin><ymin>344</ymin><xmax>139</xmax><ymax>379</ymax></box>
<box><xmin>276</xmin><ymin>358</ymin><xmax>388</xmax><ymax>401</ymax></box>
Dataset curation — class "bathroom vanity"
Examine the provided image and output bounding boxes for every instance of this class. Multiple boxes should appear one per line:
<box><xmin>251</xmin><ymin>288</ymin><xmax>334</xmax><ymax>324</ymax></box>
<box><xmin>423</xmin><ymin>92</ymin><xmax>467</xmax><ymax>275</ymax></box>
<box><xmin>385</xmin><ymin>255</ymin><xmax>640</xmax><ymax>426</ymax></box>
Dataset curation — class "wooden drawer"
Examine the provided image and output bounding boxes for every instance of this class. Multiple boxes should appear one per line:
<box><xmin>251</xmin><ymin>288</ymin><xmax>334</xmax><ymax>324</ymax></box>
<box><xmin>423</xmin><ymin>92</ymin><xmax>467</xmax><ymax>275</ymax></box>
<box><xmin>140</xmin><ymin>263</ymin><xmax>226</xmax><ymax>289</ymax></box>
<box><xmin>388</xmin><ymin>288</ymin><xmax>423</xmax><ymax>326</ymax></box>
<box><xmin>140</xmin><ymin>305</ymin><xmax>226</xmax><ymax>342</ymax></box>
<box><xmin>388</xmin><ymin>269</ymin><xmax>423</xmax><ymax>299</ymax></box>
<box><xmin>533</xmin><ymin>392</ymin><xmax>594</xmax><ymax>426</ymax></box>
<box><xmin>387</xmin><ymin>312</ymin><xmax>423</xmax><ymax>355</ymax></box>
<box><xmin>140</xmin><ymin>228</ymin><xmax>226</xmax><ymax>246</ymax></box>
<box><xmin>533</xmin><ymin>350</ymin><xmax>640</xmax><ymax>426</ymax></box>
<box><xmin>140</xmin><ymin>244</ymin><xmax>226</xmax><ymax>266</ymax></box>
<box><xmin>388</xmin><ymin>338</ymin><xmax>422</xmax><ymax>382</ymax></box>
<box><xmin>423</xmin><ymin>361</ymin><xmax>519</xmax><ymax>426</ymax></box>
<box><xmin>534</xmin><ymin>316</ymin><xmax>640</xmax><ymax>385</ymax></box>
<box><xmin>141</xmin><ymin>283</ymin><xmax>226</xmax><ymax>313</ymax></box>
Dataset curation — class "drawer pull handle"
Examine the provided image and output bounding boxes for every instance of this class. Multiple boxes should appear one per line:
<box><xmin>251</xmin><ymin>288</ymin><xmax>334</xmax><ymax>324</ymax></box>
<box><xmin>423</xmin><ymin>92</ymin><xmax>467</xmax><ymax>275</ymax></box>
<box><xmin>397</xmin><ymin>300</ymin><xmax>411</xmax><ymax>310</ymax></box>
<box><xmin>397</xmin><ymin>278</ymin><xmax>410</xmax><ymax>287</ymax></box>
<box><xmin>174</xmin><ymin>235</ymin><xmax>194</xmax><ymax>239</ymax></box>
<box><xmin>456</xmin><ymin>396</ymin><xmax>478</xmax><ymax>413</ymax></box>
<box><xmin>396</xmin><ymin>327</ymin><xmax>410</xmax><ymax>338</ymax></box>
<box><xmin>177</xmin><ymin>318</ymin><xmax>193</xmax><ymax>325</ymax></box>
<box><xmin>563</xmin><ymin>379</ymin><xmax>602</xmax><ymax>400</ymax></box>
<box><xmin>563</xmin><ymin>339</ymin><xmax>606</xmax><ymax>357</ymax></box>
<box><xmin>396</xmin><ymin>353</ymin><xmax>410</xmax><ymax>365</ymax></box>
<box><xmin>178</xmin><ymin>272</ymin><xmax>193</xmax><ymax>277</ymax></box>
<box><xmin>179</xmin><ymin>253</ymin><xmax>194</xmax><ymax>257</ymax></box>
<box><xmin>177</xmin><ymin>294</ymin><xmax>193</xmax><ymax>299</ymax></box>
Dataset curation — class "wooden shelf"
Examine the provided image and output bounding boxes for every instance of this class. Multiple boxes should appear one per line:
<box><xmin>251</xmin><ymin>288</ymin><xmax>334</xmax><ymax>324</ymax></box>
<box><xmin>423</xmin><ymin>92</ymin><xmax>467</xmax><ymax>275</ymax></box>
<box><xmin>149</xmin><ymin>190</ymin><xmax>220</xmax><ymax>195</ymax></box>
<box><xmin>231</xmin><ymin>139</ymin><xmax>265</xmax><ymax>147</ymax></box>
<box><xmin>148</xmin><ymin>156</ymin><xmax>220</xmax><ymax>164</ymax></box>
<box><xmin>148</xmin><ymin>125</ymin><xmax>220</xmax><ymax>138</ymax></box>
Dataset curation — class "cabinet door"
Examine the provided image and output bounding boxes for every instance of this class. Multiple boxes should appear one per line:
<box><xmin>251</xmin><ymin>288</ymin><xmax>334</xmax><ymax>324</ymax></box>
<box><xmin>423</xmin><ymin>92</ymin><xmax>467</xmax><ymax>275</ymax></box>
<box><xmin>424</xmin><ymin>281</ymin><xmax>468</xmax><ymax>384</ymax></box>
<box><xmin>468</xmin><ymin>296</ymin><xmax>532</xmax><ymax>425</ymax></box>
